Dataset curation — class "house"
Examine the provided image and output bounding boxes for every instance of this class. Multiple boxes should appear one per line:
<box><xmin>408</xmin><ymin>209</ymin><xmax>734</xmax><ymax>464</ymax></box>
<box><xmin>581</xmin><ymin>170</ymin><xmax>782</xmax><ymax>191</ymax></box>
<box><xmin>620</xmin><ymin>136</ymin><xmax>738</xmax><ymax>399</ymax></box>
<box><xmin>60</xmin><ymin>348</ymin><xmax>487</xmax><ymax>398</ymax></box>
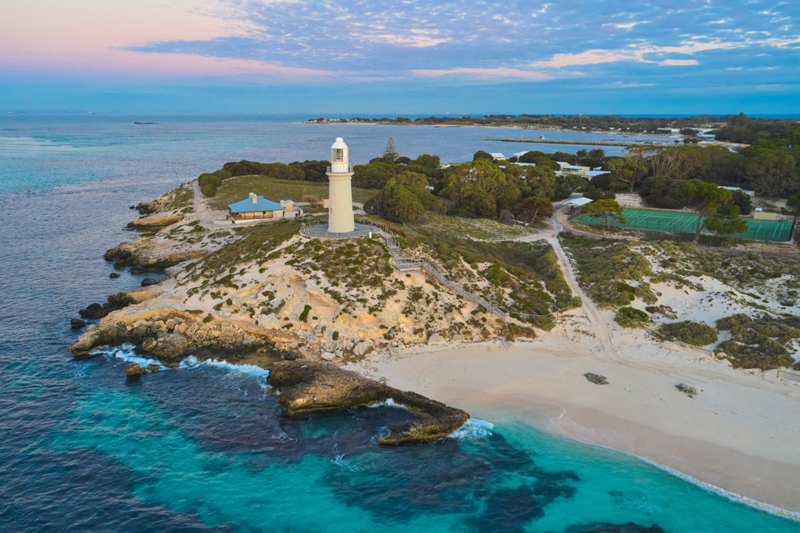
<box><xmin>489</xmin><ymin>152</ymin><xmax>507</xmax><ymax>161</ymax></box>
<box><xmin>585</xmin><ymin>170</ymin><xmax>611</xmax><ymax>179</ymax></box>
<box><xmin>560</xmin><ymin>165</ymin><xmax>590</xmax><ymax>175</ymax></box>
<box><xmin>227</xmin><ymin>192</ymin><xmax>300</xmax><ymax>223</ymax></box>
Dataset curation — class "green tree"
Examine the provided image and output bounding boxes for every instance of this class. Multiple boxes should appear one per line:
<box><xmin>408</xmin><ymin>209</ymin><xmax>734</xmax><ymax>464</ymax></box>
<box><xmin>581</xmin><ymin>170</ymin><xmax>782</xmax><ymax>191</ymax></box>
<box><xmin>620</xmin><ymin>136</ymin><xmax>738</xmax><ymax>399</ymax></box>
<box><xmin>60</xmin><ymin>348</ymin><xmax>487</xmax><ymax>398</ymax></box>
<box><xmin>747</xmin><ymin>150</ymin><xmax>797</xmax><ymax>198</ymax></box>
<box><xmin>580</xmin><ymin>199</ymin><xmax>625</xmax><ymax>229</ymax></box>
<box><xmin>686</xmin><ymin>182</ymin><xmax>733</xmax><ymax>241</ymax></box>
<box><xmin>784</xmin><ymin>192</ymin><xmax>800</xmax><ymax>240</ymax></box>
<box><xmin>380</xmin><ymin>172</ymin><xmax>444</xmax><ymax>223</ymax></box>
<box><xmin>514</xmin><ymin>196</ymin><xmax>553</xmax><ymax>225</ymax></box>
<box><xmin>382</xmin><ymin>138</ymin><xmax>398</xmax><ymax>164</ymax></box>
<box><xmin>473</xmin><ymin>150</ymin><xmax>494</xmax><ymax>161</ymax></box>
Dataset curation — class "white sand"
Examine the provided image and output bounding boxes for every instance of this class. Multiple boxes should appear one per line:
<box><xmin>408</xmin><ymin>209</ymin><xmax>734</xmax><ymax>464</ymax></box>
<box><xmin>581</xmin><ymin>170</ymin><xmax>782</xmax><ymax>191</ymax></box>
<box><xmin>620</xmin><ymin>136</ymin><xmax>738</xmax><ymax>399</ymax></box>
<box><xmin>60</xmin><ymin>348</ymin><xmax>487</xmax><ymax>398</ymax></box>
<box><xmin>357</xmin><ymin>316</ymin><xmax>800</xmax><ymax>516</ymax></box>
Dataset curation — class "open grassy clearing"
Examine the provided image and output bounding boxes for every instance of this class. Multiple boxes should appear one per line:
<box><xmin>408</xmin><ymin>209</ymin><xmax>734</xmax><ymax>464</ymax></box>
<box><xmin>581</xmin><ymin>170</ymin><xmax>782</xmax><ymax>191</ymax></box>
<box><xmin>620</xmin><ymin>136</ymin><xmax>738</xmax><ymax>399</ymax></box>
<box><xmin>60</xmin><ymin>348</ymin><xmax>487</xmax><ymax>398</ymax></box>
<box><xmin>208</xmin><ymin>175</ymin><xmax>379</xmax><ymax>210</ymax></box>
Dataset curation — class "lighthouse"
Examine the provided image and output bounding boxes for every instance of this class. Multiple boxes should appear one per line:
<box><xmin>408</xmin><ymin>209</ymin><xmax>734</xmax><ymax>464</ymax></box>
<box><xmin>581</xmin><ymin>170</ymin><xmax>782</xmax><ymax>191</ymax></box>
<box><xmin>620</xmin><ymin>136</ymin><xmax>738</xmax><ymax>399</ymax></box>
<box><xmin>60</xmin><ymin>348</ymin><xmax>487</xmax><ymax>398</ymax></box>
<box><xmin>326</xmin><ymin>137</ymin><xmax>355</xmax><ymax>233</ymax></box>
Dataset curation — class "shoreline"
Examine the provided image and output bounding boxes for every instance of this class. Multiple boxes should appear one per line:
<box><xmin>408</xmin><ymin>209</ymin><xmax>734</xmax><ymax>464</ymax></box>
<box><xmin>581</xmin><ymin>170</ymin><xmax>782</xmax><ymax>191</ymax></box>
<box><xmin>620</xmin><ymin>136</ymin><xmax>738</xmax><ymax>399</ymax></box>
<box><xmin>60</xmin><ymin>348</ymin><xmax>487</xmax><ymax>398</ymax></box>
<box><xmin>355</xmin><ymin>336</ymin><xmax>800</xmax><ymax>518</ymax></box>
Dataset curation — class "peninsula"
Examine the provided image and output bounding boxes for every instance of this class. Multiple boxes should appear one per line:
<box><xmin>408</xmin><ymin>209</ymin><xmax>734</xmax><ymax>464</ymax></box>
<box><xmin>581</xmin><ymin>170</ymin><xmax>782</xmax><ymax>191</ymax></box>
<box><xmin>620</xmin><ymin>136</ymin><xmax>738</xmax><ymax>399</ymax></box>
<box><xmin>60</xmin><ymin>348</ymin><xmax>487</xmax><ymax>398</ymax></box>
<box><xmin>69</xmin><ymin>135</ymin><xmax>800</xmax><ymax>516</ymax></box>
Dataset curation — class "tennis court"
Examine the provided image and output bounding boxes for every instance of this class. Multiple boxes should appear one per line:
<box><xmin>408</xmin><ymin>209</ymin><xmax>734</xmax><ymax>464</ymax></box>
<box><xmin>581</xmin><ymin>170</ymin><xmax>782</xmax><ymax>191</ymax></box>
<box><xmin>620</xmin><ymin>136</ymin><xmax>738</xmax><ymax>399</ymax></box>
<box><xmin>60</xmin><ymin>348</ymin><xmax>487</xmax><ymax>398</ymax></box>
<box><xmin>573</xmin><ymin>207</ymin><xmax>794</xmax><ymax>242</ymax></box>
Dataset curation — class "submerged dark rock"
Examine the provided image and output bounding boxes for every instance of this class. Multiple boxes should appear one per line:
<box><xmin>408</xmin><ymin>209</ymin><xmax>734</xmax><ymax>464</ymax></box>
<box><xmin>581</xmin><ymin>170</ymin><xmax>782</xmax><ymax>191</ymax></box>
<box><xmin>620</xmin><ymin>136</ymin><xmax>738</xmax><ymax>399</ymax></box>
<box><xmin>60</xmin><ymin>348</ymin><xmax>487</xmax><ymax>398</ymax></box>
<box><xmin>70</xmin><ymin>318</ymin><xmax>86</xmax><ymax>329</ymax></box>
<box><xmin>267</xmin><ymin>360</ymin><xmax>470</xmax><ymax>445</ymax></box>
<box><xmin>109</xmin><ymin>272</ymin><xmax>121</xmax><ymax>279</ymax></box>
<box><xmin>141</xmin><ymin>277</ymin><xmax>162</xmax><ymax>287</ymax></box>
<box><xmin>560</xmin><ymin>523</ymin><xmax>666</xmax><ymax>533</ymax></box>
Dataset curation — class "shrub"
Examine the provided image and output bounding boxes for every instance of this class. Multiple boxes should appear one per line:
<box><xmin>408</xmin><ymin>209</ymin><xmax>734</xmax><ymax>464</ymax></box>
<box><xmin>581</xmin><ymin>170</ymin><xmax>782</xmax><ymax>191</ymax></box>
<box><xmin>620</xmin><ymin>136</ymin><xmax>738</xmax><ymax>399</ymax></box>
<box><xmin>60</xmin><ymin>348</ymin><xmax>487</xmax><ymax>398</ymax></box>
<box><xmin>614</xmin><ymin>307</ymin><xmax>650</xmax><ymax>328</ymax></box>
<box><xmin>658</xmin><ymin>320</ymin><xmax>718</xmax><ymax>346</ymax></box>
<box><xmin>299</xmin><ymin>304</ymin><xmax>312</xmax><ymax>322</ymax></box>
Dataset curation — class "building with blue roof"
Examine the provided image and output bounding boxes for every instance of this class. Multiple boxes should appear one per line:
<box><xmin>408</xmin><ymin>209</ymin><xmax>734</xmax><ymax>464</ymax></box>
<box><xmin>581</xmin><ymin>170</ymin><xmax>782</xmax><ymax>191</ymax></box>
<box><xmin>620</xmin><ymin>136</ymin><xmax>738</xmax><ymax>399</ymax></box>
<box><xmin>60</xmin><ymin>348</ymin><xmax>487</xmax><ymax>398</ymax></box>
<box><xmin>227</xmin><ymin>192</ymin><xmax>298</xmax><ymax>223</ymax></box>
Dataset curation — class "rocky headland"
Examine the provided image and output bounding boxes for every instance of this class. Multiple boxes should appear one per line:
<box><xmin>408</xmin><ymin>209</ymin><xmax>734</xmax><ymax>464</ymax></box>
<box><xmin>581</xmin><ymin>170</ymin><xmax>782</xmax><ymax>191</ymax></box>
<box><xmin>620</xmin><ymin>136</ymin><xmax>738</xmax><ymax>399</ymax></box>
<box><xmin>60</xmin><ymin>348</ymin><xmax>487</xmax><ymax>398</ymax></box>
<box><xmin>68</xmin><ymin>180</ymin><xmax>526</xmax><ymax>443</ymax></box>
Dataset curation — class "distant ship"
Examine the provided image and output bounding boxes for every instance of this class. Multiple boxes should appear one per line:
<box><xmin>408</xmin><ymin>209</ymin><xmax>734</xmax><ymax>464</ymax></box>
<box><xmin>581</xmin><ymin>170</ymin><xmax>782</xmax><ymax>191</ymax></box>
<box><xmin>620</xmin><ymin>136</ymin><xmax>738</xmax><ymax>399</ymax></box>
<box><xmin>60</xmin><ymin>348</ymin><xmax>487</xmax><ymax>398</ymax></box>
<box><xmin>134</xmin><ymin>121</ymin><xmax>158</xmax><ymax>125</ymax></box>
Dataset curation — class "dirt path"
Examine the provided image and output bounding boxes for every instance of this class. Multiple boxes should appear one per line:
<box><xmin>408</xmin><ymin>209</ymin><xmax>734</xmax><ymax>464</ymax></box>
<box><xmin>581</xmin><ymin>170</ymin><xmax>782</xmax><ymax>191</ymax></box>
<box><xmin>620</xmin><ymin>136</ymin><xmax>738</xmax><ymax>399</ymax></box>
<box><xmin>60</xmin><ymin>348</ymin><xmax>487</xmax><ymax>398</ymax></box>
<box><xmin>191</xmin><ymin>180</ymin><xmax>229</xmax><ymax>230</ymax></box>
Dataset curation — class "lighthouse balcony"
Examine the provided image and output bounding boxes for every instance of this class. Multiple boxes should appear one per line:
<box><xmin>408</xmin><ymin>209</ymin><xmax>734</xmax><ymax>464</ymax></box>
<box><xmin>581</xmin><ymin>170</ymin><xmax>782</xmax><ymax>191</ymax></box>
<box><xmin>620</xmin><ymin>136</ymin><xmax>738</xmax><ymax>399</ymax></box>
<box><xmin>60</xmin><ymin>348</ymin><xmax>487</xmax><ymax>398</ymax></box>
<box><xmin>328</xmin><ymin>164</ymin><xmax>353</xmax><ymax>174</ymax></box>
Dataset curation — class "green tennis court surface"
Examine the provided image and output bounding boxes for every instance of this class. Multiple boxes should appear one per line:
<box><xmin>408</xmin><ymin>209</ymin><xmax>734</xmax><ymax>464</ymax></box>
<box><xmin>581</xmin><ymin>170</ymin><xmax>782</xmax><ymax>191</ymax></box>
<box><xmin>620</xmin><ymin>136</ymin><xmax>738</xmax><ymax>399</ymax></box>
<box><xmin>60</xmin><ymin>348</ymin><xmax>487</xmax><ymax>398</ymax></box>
<box><xmin>573</xmin><ymin>207</ymin><xmax>794</xmax><ymax>242</ymax></box>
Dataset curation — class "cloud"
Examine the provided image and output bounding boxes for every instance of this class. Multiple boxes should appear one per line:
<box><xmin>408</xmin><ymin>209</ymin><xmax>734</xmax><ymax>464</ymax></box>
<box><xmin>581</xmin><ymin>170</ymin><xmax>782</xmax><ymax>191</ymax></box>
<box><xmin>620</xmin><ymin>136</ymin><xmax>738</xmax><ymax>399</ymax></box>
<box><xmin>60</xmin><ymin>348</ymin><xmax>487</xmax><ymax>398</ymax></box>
<box><xmin>413</xmin><ymin>67</ymin><xmax>553</xmax><ymax>81</ymax></box>
<box><xmin>659</xmin><ymin>59</ymin><xmax>699</xmax><ymax>66</ymax></box>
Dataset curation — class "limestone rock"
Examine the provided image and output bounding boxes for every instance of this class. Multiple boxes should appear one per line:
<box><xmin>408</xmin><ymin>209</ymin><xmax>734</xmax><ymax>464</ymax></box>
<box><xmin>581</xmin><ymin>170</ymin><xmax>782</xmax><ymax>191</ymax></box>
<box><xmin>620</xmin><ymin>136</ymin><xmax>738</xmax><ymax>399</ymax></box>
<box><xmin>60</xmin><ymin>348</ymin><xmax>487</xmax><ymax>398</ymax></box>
<box><xmin>427</xmin><ymin>333</ymin><xmax>446</xmax><ymax>345</ymax></box>
<box><xmin>127</xmin><ymin>213</ymin><xmax>183</xmax><ymax>230</ymax></box>
<box><xmin>353</xmin><ymin>340</ymin><xmax>373</xmax><ymax>357</ymax></box>
<box><xmin>320</xmin><ymin>352</ymin><xmax>336</xmax><ymax>361</ymax></box>
<box><xmin>125</xmin><ymin>364</ymin><xmax>147</xmax><ymax>381</ymax></box>
<box><xmin>142</xmin><ymin>337</ymin><xmax>158</xmax><ymax>352</ymax></box>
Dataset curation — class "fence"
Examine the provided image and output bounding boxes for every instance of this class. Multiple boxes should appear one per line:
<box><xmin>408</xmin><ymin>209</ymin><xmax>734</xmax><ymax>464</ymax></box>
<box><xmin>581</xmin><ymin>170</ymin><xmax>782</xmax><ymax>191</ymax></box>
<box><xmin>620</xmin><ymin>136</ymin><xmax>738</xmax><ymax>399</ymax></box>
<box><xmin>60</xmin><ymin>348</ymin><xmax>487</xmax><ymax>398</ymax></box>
<box><xmin>573</xmin><ymin>207</ymin><xmax>794</xmax><ymax>242</ymax></box>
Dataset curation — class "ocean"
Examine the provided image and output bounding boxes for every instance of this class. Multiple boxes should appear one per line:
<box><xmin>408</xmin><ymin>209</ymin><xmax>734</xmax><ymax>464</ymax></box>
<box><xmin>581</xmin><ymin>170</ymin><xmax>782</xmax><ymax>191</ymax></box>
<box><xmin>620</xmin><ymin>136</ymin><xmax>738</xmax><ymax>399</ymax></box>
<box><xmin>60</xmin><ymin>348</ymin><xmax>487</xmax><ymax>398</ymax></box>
<box><xmin>0</xmin><ymin>114</ymin><xmax>797</xmax><ymax>532</ymax></box>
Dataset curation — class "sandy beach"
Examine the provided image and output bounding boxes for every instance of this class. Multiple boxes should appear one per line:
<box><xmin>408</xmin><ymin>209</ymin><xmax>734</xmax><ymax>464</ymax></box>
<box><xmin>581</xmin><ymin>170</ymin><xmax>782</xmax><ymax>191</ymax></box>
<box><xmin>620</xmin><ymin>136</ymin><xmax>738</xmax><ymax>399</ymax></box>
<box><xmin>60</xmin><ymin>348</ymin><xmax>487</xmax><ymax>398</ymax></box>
<box><xmin>356</xmin><ymin>319</ymin><xmax>800</xmax><ymax>518</ymax></box>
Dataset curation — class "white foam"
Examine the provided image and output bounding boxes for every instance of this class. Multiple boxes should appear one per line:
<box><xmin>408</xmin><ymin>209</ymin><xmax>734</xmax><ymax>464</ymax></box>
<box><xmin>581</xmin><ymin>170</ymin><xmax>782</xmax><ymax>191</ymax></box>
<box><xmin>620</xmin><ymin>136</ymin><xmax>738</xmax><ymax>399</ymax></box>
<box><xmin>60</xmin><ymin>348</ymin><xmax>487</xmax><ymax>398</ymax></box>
<box><xmin>179</xmin><ymin>356</ymin><xmax>270</xmax><ymax>388</ymax></box>
<box><xmin>94</xmin><ymin>344</ymin><xmax>165</xmax><ymax>370</ymax></box>
<box><xmin>367</xmin><ymin>398</ymin><xmax>410</xmax><ymax>411</ymax></box>
<box><xmin>449</xmin><ymin>418</ymin><xmax>494</xmax><ymax>440</ymax></box>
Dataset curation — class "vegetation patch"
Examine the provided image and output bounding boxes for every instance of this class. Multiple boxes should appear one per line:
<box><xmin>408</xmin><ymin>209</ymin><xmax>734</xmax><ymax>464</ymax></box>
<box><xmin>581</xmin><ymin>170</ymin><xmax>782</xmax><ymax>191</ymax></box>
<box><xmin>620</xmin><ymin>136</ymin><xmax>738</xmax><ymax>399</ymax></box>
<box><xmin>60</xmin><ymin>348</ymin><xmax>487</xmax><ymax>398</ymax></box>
<box><xmin>614</xmin><ymin>307</ymin><xmax>651</xmax><ymax>328</ymax></box>
<box><xmin>658</xmin><ymin>320</ymin><xmax>718</xmax><ymax>346</ymax></box>
<box><xmin>561</xmin><ymin>234</ymin><xmax>655</xmax><ymax>308</ymax></box>
<box><xmin>715</xmin><ymin>313</ymin><xmax>800</xmax><ymax>370</ymax></box>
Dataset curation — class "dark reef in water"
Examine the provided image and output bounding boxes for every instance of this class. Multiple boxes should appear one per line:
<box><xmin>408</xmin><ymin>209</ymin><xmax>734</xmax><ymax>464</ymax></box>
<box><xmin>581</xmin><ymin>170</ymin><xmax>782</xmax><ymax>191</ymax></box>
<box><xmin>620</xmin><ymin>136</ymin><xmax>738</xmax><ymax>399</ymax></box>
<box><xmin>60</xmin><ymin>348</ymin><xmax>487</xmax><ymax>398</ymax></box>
<box><xmin>267</xmin><ymin>359</ymin><xmax>470</xmax><ymax>445</ymax></box>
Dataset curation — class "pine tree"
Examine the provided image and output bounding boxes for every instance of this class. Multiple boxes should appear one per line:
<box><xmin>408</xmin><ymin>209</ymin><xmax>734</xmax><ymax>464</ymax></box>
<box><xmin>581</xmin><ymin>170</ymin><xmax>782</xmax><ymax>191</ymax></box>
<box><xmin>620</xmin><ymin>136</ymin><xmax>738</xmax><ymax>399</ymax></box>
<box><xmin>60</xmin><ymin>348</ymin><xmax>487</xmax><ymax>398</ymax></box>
<box><xmin>383</xmin><ymin>137</ymin><xmax>398</xmax><ymax>164</ymax></box>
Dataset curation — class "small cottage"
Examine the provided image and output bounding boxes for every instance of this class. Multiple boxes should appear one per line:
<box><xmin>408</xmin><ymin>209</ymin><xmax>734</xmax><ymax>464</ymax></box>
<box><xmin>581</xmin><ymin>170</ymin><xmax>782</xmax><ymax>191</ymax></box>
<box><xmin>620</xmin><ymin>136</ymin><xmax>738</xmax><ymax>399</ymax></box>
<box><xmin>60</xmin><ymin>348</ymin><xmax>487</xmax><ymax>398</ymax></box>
<box><xmin>227</xmin><ymin>192</ymin><xmax>298</xmax><ymax>222</ymax></box>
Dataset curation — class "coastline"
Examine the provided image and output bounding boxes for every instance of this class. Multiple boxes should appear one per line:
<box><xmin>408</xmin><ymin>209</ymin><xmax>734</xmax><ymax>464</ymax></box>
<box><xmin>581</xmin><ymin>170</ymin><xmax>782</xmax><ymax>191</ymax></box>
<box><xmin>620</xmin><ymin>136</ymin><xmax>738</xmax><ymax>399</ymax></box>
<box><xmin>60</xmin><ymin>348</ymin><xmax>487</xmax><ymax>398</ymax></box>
<box><xmin>355</xmin><ymin>333</ymin><xmax>800</xmax><ymax>518</ymax></box>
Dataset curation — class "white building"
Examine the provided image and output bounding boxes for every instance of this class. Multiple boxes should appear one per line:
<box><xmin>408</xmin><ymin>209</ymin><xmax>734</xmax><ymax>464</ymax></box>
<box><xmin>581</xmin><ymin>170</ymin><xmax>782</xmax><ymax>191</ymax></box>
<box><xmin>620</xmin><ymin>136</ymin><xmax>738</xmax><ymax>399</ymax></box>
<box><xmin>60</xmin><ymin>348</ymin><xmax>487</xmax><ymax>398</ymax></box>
<box><xmin>327</xmin><ymin>137</ymin><xmax>355</xmax><ymax>233</ymax></box>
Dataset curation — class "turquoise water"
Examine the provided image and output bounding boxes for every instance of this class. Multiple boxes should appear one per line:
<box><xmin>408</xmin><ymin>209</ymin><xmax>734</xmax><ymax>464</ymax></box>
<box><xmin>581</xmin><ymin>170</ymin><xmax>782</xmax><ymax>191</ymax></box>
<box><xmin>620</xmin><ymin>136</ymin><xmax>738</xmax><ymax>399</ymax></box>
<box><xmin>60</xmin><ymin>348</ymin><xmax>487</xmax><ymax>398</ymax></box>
<box><xmin>1</xmin><ymin>114</ymin><xmax>798</xmax><ymax>531</ymax></box>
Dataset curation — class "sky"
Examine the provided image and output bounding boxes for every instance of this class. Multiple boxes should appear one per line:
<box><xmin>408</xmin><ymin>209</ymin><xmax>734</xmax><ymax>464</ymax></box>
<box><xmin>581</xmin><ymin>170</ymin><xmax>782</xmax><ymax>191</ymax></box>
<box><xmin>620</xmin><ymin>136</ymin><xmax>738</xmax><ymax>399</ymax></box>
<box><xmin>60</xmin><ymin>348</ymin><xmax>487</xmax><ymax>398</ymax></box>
<box><xmin>2</xmin><ymin>0</ymin><xmax>799</xmax><ymax>115</ymax></box>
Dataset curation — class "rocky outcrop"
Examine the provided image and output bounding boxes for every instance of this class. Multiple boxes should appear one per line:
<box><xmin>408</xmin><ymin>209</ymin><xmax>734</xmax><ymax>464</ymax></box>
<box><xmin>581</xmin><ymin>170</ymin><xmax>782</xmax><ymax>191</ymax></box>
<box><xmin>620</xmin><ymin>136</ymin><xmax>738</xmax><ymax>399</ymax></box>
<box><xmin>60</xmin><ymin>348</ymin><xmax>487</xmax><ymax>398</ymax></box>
<box><xmin>267</xmin><ymin>360</ymin><xmax>470</xmax><ymax>445</ymax></box>
<box><xmin>135</xmin><ymin>200</ymin><xmax>159</xmax><ymax>215</ymax></box>
<box><xmin>105</xmin><ymin>240</ymin><xmax>207</xmax><ymax>273</ymax></box>
<box><xmin>79</xmin><ymin>292</ymin><xmax>136</xmax><ymax>320</ymax></box>
<box><xmin>127</xmin><ymin>213</ymin><xmax>183</xmax><ymax>230</ymax></box>
<box><xmin>68</xmin><ymin>308</ymin><xmax>295</xmax><ymax>364</ymax></box>
<box><xmin>71</xmin><ymin>318</ymin><xmax>86</xmax><ymax>329</ymax></box>
<box><xmin>125</xmin><ymin>363</ymin><xmax>147</xmax><ymax>381</ymax></box>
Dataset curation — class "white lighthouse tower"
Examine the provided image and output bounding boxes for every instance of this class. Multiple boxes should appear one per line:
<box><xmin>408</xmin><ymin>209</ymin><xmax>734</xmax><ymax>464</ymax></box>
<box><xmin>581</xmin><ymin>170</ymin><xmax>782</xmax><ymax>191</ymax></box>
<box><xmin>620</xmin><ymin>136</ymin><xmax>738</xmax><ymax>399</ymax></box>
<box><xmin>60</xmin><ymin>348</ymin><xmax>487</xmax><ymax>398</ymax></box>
<box><xmin>327</xmin><ymin>137</ymin><xmax>355</xmax><ymax>233</ymax></box>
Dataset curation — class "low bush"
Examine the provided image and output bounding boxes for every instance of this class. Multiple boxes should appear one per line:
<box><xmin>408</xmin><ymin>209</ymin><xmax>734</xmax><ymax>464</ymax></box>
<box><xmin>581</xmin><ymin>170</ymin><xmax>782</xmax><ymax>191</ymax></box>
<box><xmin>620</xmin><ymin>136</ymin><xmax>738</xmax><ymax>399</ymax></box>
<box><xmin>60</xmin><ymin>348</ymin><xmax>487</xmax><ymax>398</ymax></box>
<box><xmin>658</xmin><ymin>320</ymin><xmax>718</xmax><ymax>346</ymax></box>
<box><xmin>715</xmin><ymin>313</ymin><xmax>800</xmax><ymax>370</ymax></box>
<box><xmin>614</xmin><ymin>307</ymin><xmax>650</xmax><ymax>328</ymax></box>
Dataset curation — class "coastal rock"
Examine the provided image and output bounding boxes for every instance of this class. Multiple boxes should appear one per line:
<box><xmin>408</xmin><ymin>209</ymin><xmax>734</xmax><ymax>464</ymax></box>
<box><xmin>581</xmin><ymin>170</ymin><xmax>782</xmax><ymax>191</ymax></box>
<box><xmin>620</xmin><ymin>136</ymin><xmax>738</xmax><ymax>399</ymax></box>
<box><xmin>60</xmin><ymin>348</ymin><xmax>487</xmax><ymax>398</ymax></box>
<box><xmin>125</xmin><ymin>364</ymin><xmax>147</xmax><ymax>381</ymax></box>
<box><xmin>320</xmin><ymin>351</ymin><xmax>336</xmax><ymax>361</ymax></box>
<box><xmin>109</xmin><ymin>272</ymin><xmax>121</xmax><ymax>279</ymax></box>
<box><xmin>584</xmin><ymin>372</ymin><xmax>609</xmax><ymax>385</ymax></box>
<box><xmin>267</xmin><ymin>360</ymin><xmax>469</xmax><ymax>445</ymax></box>
<box><xmin>78</xmin><ymin>292</ymin><xmax>136</xmax><ymax>320</ymax></box>
<box><xmin>70</xmin><ymin>318</ymin><xmax>86</xmax><ymax>329</ymax></box>
<box><xmin>353</xmin><ymin>340</ymin><xmax>373</xmax><ymax>357</ymax></box>
<box><xmin>135</xmin><ymin>200</ymin><xmax>159</xmax><ymax>215</ymax></box>
<box><xmin>127</xmin><ymin>213</ymin><xmax>183</xmax><ymax>230</ymax></box>
<box><xmin>68</xmin><ymin>308</ymin><xmax>292</xmax><ymax>364</ymax></box>
<box><xmin>142</xmin><ymin>337</ymin><xmax>157</xmax><ymax>352</ymax></box>
<box><xmin>427</xmin><ymin>333</ymin><xmax>446</xmax><ymax>345</ymax></box>
<box><xmin>141</xmin><ymin>277</ymin><xmax>161</xmax><ymax>287</ymax></box>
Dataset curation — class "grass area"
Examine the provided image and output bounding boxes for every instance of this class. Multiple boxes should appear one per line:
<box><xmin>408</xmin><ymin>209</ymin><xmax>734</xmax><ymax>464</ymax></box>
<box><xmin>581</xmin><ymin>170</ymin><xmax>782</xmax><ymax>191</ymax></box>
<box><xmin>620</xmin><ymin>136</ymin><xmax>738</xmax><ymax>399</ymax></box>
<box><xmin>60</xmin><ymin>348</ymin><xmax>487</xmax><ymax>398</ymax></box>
<box><xmin>561</xmin><ymin>234</ymin><xmax>656</xmax><ymax>309</ymax></box>
<box><xmin>657</xmin><ymin>320</ymin><xmax>718</xmax><ymax>346</ymax></box>
<box><xmin>574</xmin><ymin>207</ymin><xmax>793</xmax><ymax>242</ymax></box>
<box><xmin>208</xmin><ymin>175</ymin><xmax>379</xmax><ymax>210</ymax></box>
<box><xmin>168</xmin><ymin>183</ymin><xmax>194</xmax><ymax>211</ymax></box>
<box><xmin>715</xmin><ymin>314</ymin><xmax>800</xmax><ymax>370</ymax></box>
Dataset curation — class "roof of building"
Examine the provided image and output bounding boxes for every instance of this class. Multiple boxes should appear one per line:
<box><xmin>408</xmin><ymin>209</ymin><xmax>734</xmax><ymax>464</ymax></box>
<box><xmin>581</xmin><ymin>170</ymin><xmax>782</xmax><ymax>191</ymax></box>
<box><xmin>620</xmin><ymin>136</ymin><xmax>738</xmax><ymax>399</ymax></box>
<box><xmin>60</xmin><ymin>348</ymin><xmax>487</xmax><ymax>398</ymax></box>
<box><xmin>229</xmin><ymin>194</ymin><xmax>284</xmax><ymax>213</ymax></box>
<box><xmin>564</xmin><ymin>197</ymin><xmax>594</xmax><ymax>207</ymax></box>
<box><xmin>490</xmin><ymin>152</ymin><xmax>507</xmax><ymax>159</ymax></box>
<box><xmin>585</xmin><ymin>170</ymin><xmax>611</xmax><ymax>177</ymax></box>
<box><xmin>512</xmin><ymin>151</ymin><xmax>529</xmax><ymax>158</ymax></box>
